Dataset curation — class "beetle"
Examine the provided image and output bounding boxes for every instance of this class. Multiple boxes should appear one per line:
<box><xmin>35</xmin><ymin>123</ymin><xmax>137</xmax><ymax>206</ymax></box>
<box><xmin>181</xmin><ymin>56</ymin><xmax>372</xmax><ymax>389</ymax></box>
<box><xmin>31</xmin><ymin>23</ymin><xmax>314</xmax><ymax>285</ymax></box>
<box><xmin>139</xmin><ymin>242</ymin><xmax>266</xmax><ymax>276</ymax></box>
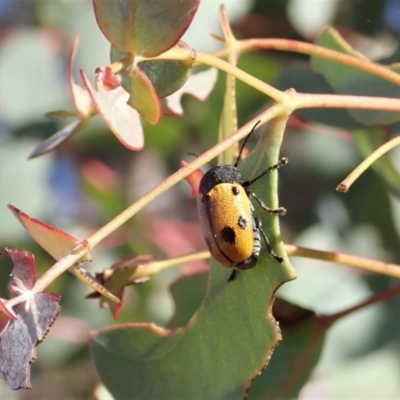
<box><xmin>197</xmin><ymin>122</ymin><xmax>288</xmax><ymax>282</ymax></box>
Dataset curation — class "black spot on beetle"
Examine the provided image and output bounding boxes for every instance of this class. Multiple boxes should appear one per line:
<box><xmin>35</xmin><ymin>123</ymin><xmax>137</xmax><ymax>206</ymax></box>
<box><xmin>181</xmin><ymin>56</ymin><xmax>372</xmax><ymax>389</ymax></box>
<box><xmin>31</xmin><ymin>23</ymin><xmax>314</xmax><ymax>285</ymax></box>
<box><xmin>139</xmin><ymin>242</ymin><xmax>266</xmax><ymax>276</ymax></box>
<box><xmin>238</xmin><ymin>215</ymin><xmax>247</xmax><ymax>229</ymax></box>
<box><xmin>232</xmin><ymin>186</ymin><xmax>240</xmax><ymax>195</ymax></box>
<box><xmin>221</xmin><ymin>226</ymin><xmax>236</xmax><ymax>244</ymax></box>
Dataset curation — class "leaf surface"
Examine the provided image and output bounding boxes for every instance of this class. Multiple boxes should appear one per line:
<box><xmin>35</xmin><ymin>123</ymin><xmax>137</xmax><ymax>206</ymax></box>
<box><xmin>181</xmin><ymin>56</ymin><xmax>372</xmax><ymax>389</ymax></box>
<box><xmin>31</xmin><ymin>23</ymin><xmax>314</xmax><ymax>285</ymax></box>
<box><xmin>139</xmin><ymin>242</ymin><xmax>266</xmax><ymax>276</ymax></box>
<box><xmin>93</xmin><ymin>0</ymin><xmax>199</xmax><ymax>56</ymax></box>
<box><xmin>8</xmin><ymin>205</ymin><xmax>92</xmax><ymax>262</ymax></box>
<box><xmin>89</xmin><ymin>125</ymin><xmax>296</xmax><ymax>399</ymax></box>
<box><xmin>0</xmin><ymin>248</ymin><xmax>61</xmax><ymax>390</ymax></box>
<box><xmin>312</xmin><ymin>27</ymin><xmax>400</xmax><ymax>125</ymax></box>
<box><xmin>80</xmin><ymin>70</ymin><xmax>144</xmax><ymax>150</ymax></box>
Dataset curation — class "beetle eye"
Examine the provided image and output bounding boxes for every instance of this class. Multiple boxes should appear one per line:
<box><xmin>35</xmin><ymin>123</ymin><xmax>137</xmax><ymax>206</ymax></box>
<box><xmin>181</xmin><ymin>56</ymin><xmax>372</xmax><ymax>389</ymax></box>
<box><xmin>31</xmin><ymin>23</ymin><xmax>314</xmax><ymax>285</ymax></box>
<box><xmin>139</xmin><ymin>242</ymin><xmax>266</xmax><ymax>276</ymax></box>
<box><xmin>232</xmin><ymin>186</ymin><xmax>240</xmax><ymax>195</ymax></box>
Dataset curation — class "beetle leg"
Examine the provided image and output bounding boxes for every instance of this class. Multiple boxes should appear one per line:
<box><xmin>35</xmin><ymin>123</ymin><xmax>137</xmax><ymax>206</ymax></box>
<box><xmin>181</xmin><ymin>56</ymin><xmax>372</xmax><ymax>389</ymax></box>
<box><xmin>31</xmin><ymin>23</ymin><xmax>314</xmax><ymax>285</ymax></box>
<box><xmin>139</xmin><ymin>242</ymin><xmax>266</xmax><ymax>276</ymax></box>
<box><xmin>228</xmin><ymin>270</ymin><xmax>237</xmax><ymax>282</ymax></box>
<box><xmin>254</xmin><ymin>217</ymin><xmax>284</xmax><ymax>264</ymax></box>
<box><xmin>249</xmin><ymin>191</ymin><xmax>287</xmax><ymax>216</ymax></box>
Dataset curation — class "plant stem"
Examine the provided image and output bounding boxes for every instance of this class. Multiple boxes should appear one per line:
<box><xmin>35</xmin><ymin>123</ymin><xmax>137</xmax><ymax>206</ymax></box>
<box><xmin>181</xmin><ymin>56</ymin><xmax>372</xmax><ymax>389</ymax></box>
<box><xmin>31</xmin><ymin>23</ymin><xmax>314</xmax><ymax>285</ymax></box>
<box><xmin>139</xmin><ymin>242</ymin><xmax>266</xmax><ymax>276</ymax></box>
<box><xmin>197</xmin><ymin>52</ymin><xmax>289</xmax><ymax>103</ymax></box>
<box><xmin>215</xmin><ymin>38</ymin><xmax>400</xmax><ymax>87</ymax></box>
<box><xmin>294</xmin><ymin>92</ymin><xmax>400</xmax><ymax>112</ymax></box>
<box><xmin>285</xmin><ymin>244</ymin><xmax>400</xmax><ymax>279</ymax></box>
<box><xmin>132</xmin><ymin>251</ymin><xmax>210</xmax><ymax>280</ymax></box>
<box><xmin>321</xmin><ymin>284</ymin><xmax>400</xmax><ymax>327</ymax></box>
<box><xmin>217</xmin><ymin>5</ymin><xmax>239</xmax><ymax>165</ymax></box>
<box><xmin>137</xmin><ymin>48</ymin><xmax>400</xmax><ymax>112</ymax></box>
<box><xmin>147</xmin><ymin>47</ymin><xmax>289</xmax><ymax>104</ymax></box>
<box><xmin>337</xmin><ymin>135</ymin><xmax>400</xmax><ymax>192</ymax></box>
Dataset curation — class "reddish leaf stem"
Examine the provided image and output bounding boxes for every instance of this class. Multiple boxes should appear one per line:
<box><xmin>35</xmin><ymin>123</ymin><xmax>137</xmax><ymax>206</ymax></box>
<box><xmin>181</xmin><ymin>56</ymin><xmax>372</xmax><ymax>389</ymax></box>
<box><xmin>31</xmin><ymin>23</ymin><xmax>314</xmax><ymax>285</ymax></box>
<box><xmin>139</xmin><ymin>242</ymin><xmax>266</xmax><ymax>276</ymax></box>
<box><xmin>321</xmin><ymin>284</ymin><xmax>400</xmax><ymax>327</ymax></box>
<box><xmin>215</xmin><ymin>38</ymin><xmax>400</xmax><ymax>87</ymax></box>
<box><xmin>337</xmin><ymin>135</ymin><xmax>400</xmax><ymax>192</ymax></box>
<box><xmin>285</xmin><ymin>244</ymin><xmax>400</xmax><ymax>279</ymax></box>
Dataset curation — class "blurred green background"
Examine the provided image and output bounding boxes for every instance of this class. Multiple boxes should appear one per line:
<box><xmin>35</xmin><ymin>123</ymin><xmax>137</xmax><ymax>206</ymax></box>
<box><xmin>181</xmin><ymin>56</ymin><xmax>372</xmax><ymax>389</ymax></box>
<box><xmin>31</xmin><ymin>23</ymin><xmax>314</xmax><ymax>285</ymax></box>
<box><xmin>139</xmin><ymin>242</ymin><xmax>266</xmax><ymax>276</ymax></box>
<box><xmin>1</xmin><ymin>0</ymin><xmax>400</xmax><ymax>398</ymax></box>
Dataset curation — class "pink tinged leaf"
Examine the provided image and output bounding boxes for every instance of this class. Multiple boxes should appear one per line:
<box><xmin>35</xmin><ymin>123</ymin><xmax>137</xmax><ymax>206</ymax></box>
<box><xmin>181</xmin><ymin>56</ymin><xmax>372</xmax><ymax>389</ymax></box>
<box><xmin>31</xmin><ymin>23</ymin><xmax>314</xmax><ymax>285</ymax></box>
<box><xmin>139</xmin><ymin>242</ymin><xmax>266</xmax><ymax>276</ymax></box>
<box><xmin>0</xmin><ymin>298</ymin><xmax>16</xmax><ymax>321</ymax></box>
<box><xmin>0</xmin><ymin>248</ymin><xmax>61</xmax><ymax>389</ymax></box>
<box><xmin>80</xmin><ymin>69</ymin><xmax>144</xmax><ymax>150</ymax></box>
<box><xmin>69</xmin><ymin>35</ymin><xmax>94</xmax><ymax>117</ymax></box>
<box><xmin>7</xmin><ymin>205</ymin><xmax>92</xmax><ymax>262</ymax></box>
<box><xmin>93</xmin><ymin>0</ymin><xmax>200</xmax><ymax>57</ymax></box>
<box><xmin>0</xmin><ymin>309</ymin><xmax>11</xmax><ymax>335</ymax></box>
<box><xmin>31</xmin><ymin>36</ymin><xmax>95</xmax><ymax>159</ymax></box>
<box><xmin>28</xmin><ymin>118</ymin><xmax>86</xmax><ymax>159</ymax></box>
<box><xmin>128</xmin><ymin>67</ymin><xmax>162</xmax><ymax>125</ymax></box>
<box><xmin>71</xmin><ymin>82</ymin><xmax>95</xmax><ymax>117</ymax></box>
<box><xmin>5</xmin><ymin>248</ymin><xmax>36</xmax><ymax>292</ymax></box>
<box><xmin>6</xmin><ymin>211</ymin><xmax>119</xmax><ymax>304</ymax></box>
<box><xmin>0</xmin><ymin>293</ymin><xmax>61</xmax><ymax>389</ymax></box>
<box><xmin>162</xmin><ymin>68</ymin><xmax>218</xmax><ymax>116</ymax></box>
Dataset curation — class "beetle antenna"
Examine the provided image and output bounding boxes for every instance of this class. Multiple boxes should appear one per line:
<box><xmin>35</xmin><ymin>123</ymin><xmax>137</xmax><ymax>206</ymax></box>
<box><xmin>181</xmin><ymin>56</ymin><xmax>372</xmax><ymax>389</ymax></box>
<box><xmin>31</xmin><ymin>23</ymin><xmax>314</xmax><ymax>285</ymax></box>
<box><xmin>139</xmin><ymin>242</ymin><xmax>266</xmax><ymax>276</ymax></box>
<box><xmin>234</xmin><ymin>120</ymin><xmax>261</xmax><ymax>167</ymax></box>
<box><xmin>244</xmin><ymin>157</ymin><xmax>288</xmax><ymax>187</ymax></box>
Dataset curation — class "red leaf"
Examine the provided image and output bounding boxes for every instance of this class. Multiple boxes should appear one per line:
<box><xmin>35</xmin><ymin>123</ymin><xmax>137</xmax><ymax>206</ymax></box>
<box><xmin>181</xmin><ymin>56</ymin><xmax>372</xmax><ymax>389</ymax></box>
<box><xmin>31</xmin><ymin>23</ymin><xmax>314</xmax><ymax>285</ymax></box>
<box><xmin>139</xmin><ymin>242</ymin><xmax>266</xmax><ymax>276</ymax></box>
<box><xmin>0</xmin><ymin>248</ymin><xmax>61</xmax><ymax>390</ymax></box>
<box><xmin>8</xmin><ymin>205</ymin><xmax>92</xmax><ymax>262</ymax></box>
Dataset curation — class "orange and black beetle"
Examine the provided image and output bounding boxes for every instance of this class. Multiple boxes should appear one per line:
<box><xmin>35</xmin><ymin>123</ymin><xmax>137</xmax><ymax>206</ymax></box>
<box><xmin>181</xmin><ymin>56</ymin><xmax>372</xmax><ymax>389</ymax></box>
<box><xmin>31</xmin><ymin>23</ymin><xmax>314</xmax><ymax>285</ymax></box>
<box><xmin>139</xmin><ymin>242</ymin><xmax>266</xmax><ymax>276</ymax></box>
<box><xmin>197</xmin><ymin>123</ymin><xmax>288</xmax><ymax>281</ymax></box>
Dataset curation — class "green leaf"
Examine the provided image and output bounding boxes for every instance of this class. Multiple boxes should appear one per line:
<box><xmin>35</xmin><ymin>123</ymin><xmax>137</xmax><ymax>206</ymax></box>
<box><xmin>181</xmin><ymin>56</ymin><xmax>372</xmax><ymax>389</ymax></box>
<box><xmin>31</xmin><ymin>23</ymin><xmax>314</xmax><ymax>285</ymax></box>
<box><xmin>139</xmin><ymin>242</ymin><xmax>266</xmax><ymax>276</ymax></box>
<box><xmin>90</xmin><ymin>261</ymin><xmax>292</xmax><ymax>399</ymax></box>
<box><xmin>168</xmin><ymin>274</ymin><xmax>208</xmax><ymax>329</ymax></box>
<box><xmin>93</xmin><ymin>0</ymin><xmax>199</xmax><ymax>56</ymax></box>
<box><xmin>44</xmin><ymin>110</ymin><xmax>77</xmax><ymax>120</ymax></box>
<box><xmin>128</xmin><ymin>67</ymin><xmax>161</xmax><ymax>124</ymax></box>
<box><xmin>311</xmin><ymin>27</ymin><xmax>400</xmax><ymax>126</ymax></box>
<box><xmin>110</xmin><ymin>44</ymin><xmax>194</xmax><ymax>99</ymax></box>
<box><xmin>275</xmin><ymin>62</ymin><xmax>364</xmax><ymax>129</ymax></box>
<box><xmin>28</xmin><ymin>118</ymin><xmax>85</xmax><ymax>159</ymax></box>
<box><xmin>138</xmin><ymin>57</ymin><xmax>192</xmax><ymax>99</ymax></box>
<box><xmin>89</xmin><ymin>122</ymin><xmax>296</xmax><ymax>399</ymax></box>
<box><xmin>168</xmin><ymin>277</ymin><xmax>325</xmax><ymax>399</ymax></box>
<box><xmin>247</xmin><ymin>298</ymin><xmax>324</xmax><ymax>399</ymax></box>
